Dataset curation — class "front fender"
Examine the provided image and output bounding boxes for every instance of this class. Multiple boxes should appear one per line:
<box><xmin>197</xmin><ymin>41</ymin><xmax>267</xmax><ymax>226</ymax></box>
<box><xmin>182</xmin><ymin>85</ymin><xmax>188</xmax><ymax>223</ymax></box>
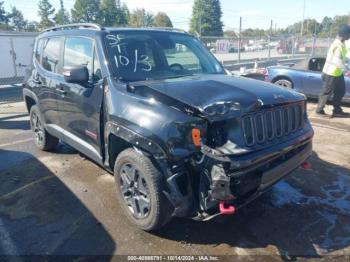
<box><xmin>105</xmin><ymin>80</ymin><xmax>208</xmax><ymax>163</ymax></box>
<box><xmin>105</xmin><ymin>120</ymin><xmax>167</xmax><ymax>161</ymax></box>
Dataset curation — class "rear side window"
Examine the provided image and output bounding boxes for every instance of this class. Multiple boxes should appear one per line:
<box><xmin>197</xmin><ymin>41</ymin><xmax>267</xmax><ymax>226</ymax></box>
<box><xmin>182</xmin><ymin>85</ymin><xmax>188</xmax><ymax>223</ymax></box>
<box><xmin>42</xmin><ymin>37</ymin><xmax>62</xmax><ymax>73</ymax></box>
<box><xmin>64</xmin><ymin>37</ymin><xmax>93</xmax><ymax>77</ymax></box>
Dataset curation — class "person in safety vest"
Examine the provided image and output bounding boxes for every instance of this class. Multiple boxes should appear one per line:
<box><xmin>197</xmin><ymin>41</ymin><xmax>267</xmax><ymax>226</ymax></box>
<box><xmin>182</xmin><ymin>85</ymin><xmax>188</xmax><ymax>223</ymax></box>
<box><xmin>316</xmin><ymin>24</ymin><xmax>350</xmax><ymax>117</ymax></box>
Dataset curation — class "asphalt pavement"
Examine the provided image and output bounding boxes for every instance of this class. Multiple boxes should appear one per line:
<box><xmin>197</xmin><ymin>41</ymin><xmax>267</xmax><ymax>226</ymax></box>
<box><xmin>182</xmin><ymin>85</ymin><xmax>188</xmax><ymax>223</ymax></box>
<box><xmin>1</xmin><ymin>88</ymin><xmax>350</xmax><ymax>259</ymax></box>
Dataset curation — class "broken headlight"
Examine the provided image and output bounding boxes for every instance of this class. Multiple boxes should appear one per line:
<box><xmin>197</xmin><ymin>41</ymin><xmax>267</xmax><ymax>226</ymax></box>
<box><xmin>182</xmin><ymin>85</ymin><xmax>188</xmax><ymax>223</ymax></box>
<box><xmin>203</xmin><ymin>102</ymin><xmax>240</xmax><ymax>116</ymax></box>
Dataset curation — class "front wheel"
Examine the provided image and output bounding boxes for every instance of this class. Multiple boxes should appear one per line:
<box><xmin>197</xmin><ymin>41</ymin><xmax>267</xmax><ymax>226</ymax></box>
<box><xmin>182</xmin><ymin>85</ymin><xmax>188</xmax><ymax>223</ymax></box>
<box><xmin>114</xmin><ymin>148</ymin><xmax>173</xmax><ymax>231</ymax></box>
<box><xmin>274</xmin><ymin>78</ymin><xmax>293</xmax><ymax>89</ymax></box>
<box><xmin>30</xmin><ymin>105</ymin><xmax>58</xmax><ymax>151</ymax></box>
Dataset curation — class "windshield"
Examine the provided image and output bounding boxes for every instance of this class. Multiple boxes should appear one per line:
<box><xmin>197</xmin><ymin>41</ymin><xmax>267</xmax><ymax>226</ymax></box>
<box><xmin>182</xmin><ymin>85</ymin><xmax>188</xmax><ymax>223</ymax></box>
<box><xmin>104</xmin><ymin>31</ymin><xmax>225</xmax><ymax>82</ymax></box>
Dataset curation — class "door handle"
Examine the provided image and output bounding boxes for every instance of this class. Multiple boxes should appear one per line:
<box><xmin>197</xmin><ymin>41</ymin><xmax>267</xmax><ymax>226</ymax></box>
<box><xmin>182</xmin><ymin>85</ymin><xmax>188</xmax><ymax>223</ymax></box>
<box><xmin>56</xmin><ymin>87</ymin><xmax>67</xmax><ymax>95</ymax></box>
<box><xmin>308</xmin><ymin>75</ymin><xmax>316</xmax><ymax>79</ymax></box>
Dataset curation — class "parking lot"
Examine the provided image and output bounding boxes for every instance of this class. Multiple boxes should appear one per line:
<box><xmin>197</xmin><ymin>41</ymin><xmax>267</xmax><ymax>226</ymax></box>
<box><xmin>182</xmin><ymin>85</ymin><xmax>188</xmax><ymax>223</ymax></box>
<box><xmin>1</xmin><ymin>92</ymin><xmax>350</xmax><ymax>259</ymax></box>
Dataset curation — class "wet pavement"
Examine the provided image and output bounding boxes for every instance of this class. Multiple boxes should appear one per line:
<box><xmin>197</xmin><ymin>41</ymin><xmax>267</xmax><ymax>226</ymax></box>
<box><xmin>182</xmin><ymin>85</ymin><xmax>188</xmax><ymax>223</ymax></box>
<box><xmin>0</xmin><ymin>100</ymin><xmax>350</xmax><ymax>259</ymax></box>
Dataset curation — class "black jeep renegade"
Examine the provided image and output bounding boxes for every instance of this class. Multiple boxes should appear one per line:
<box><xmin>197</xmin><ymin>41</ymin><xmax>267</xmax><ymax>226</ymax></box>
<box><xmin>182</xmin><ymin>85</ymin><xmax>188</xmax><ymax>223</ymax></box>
<box><xmin>23</xmin><ymin>23</ymin><xmax>313</xmax><ymax>230</ymax></box>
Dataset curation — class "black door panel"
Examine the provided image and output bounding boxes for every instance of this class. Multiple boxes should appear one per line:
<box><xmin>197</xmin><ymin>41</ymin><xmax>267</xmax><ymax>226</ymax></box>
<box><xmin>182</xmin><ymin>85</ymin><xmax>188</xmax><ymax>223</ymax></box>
<box><xmin>57</xmin><ymin>37</ymin><xmax>104</xmax><ymax>155</ymax></box>
<box><xmin>35</xmin><ymin>37</ymin><xmax>64</xmax><ymax>127</ymax></box>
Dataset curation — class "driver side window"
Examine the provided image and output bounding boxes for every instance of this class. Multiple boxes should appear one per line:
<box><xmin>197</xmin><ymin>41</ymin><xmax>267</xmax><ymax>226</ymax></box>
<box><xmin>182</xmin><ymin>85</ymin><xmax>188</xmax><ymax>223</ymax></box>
<box><xmin>64</xmin><ymin>37</ymin><xmax>93</xmax><ymax>80</ymax></box>
<box><xmin>164</xmin><ymin>44</ymin><xmax>202</xmax><ymax>73</ymax></box>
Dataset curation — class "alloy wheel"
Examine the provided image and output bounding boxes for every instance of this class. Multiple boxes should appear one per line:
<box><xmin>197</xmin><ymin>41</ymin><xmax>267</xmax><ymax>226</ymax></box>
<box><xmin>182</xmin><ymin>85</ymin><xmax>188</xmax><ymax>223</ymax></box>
<box><xmin>119</xmin><ymin>163</ymin><xmax>151</xmax><ymax>219</ymax></box>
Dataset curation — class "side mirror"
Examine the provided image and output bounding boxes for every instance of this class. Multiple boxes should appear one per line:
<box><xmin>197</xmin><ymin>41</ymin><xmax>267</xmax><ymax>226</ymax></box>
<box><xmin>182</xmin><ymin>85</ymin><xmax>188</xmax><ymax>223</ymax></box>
<box><xmin>63</xmin><ymin>66</ymin><xmax>89</xmax><ymax>84</ymax></box>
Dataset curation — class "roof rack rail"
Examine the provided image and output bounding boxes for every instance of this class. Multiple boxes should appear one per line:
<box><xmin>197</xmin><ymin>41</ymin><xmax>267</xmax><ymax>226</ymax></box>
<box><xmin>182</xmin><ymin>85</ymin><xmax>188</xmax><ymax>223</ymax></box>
<box><xmin>145</xmin><ymin>27</ymin><xmax>187</xmax><ymax>33</ymax></box>
<box><xmin>43</xmin><ymin>23</ymin><xmax>103</xmax><ymax>33</ymax></box>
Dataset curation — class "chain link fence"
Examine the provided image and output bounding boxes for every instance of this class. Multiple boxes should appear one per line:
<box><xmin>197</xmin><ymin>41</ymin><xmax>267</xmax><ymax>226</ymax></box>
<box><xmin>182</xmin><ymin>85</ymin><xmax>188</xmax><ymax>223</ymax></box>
<box><xmin>200</xmin><ymin>35</ymin><xmax>332</xmax><ymax>71</ymax></box>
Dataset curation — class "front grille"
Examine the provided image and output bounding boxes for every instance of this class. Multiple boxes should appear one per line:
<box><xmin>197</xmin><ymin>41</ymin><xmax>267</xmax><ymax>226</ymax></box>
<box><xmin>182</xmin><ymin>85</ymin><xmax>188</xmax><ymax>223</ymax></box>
<box><xmin>242</xmin><ymin>102</ymin><xmax>304</xmax><ymax>146</ymax></box>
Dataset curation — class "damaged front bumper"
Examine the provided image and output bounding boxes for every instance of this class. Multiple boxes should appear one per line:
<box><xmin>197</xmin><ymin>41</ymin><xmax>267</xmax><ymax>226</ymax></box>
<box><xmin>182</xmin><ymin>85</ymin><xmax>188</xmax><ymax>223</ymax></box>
<box><xmin>199</xmin><ymin>130</ymin><xmax>313</xmax><ymax>219</ymax></box>
<box><xmin>165</xmin><ymin>129</ymin><xmax>313</xmax><ymax>220</ymax></box>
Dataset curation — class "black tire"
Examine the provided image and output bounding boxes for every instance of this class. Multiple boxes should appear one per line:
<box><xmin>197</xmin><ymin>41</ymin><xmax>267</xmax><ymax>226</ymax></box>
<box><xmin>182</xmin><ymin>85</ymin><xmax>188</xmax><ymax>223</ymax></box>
<box><xmin>30</xmin><ymin>105</ymin><xmax>58</xmax><ymax>151</ymax></box>
<box><xmin>274</xmin><ymin>78</ymin><xmax>293</xmax><ymax>89</ymax></box>
<box><xmin>114</xmin><ymin>148</ymin><xmax>173</xmax><ymax>231</ymax></box>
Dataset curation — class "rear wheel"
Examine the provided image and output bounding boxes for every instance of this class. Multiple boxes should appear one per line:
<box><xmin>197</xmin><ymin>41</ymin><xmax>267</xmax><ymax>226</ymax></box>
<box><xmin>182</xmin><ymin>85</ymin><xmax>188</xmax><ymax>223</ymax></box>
<box><xmin>274</xmin><ymin>78</ymin><xmax>293</xmax><ymax>89</ymax></box>
<box><xmin>114</xmin><ymin>148</ymin><xmax>173</xmax><ymax>231</ymax></box>
<box><xmin>30</xmin><ymin>105</ymin><xmax>58</xmax><ymax>151</ymax></box>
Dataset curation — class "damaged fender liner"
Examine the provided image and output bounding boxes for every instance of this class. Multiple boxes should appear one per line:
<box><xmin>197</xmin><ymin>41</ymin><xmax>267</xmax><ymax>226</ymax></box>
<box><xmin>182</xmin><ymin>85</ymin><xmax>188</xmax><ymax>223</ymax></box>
<box><xmin>105</xmin><ymin>121</ymin><xmax>193</xmax><ymax>215</ymax></box>
<box><xmin>104</xmin><ymin>121</ymin><xmax>167</xmax><ymax>167</ymax></box>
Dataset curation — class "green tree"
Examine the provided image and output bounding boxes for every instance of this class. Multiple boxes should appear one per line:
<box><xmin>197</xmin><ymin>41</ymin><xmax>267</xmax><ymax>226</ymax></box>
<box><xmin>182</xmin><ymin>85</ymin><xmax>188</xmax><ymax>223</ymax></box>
<box><xmin>331</xmin><ymin>15</ymin><xmax>350</xmax><ymax>36</ymax></box>
<box><xmin>153</xmin><ymin>12</ymin><xmax>173</xmax><ymax>27</ymax></box>
<box><xmin>121</xmin><ymin>3</ymin><xmax>130</xmax><ymax>23</ymax></box>
<box><xmin>129</xmin><ymin>8</ymin><xmax>154</xmax><ymax>27</ymax></box>
<box><xmin>0</xmin><ymin>1</ymin><xmax>6</xmax><ymax>23</ymax></box>
<box><xmin>100</xmin><ymin>0</ymin><xmax>128</xmax><ymax>26</ymax></box>
<box><xmin>8</xmin><ymin>7</ymin><xmax>27</xmax><ymax>31</ymax></box>
<box><xmin>320</xmin><ymin>16</ymin><xmax>333</xmax><ymax>34</ymax></box>
<box><xmin>242</xmin><ymin>28</ymin><xmax>267</xmax><ymax>37</ymax></box>
<box><xmin>71</xmin><ymin>0</ymin><xmax>100</xmax><ymax>23</ymax></box>
<box><xmin>54</xmin><ymin>0</ymin><xmax>70</xmax><ymax>25</ymax></box>
<box><xmin>224</xmin><ymin>30</ymin><xmax>238</xmax><ymax>37</ymax></box>
<box><xmin>38</xmin><ymin>0</ymin><xmax>55</xmax><ymax>29</ymax></box>
<box><xmin>0</xmin><ymin>1</ymin><xmax>10</xmax><ymax>29</ymax></box>
<box><xmin>26</xmin><ymin>21</ymin><xmax>39</xmax><ymax>32</ymax></box>
<box><xmin>190</xmin><ymin>0</ymin><xmax>223</xmax><ymax>36</ymax></box>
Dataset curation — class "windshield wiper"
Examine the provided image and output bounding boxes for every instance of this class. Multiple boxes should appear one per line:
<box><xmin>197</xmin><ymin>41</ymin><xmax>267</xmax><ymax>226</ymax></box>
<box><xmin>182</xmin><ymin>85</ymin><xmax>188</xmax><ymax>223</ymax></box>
<box><xmin>149</xmin><ymin>74</ymin><xmax>193</xmax><ymax>80</ymax></box>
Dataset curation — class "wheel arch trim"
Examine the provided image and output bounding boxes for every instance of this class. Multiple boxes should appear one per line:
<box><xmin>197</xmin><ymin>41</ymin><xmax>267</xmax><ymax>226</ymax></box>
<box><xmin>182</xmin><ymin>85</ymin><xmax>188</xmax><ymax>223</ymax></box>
<box><xmin>23</xmin><ymin>88</ymin><xmax>39</xmax><ymax>112</ymax></box>
<box><xmin>104</xmin><ymin>121</ymin><xmax>168</xmax><ymax>169</ymax></box>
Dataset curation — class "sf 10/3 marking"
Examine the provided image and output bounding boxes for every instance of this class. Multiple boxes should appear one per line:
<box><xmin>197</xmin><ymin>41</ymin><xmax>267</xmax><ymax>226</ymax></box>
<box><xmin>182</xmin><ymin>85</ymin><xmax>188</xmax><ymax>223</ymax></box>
<box><xmin>106</xmin><ymin>34</ymin><xmax>152</xmax><ymax>73</ymax></box>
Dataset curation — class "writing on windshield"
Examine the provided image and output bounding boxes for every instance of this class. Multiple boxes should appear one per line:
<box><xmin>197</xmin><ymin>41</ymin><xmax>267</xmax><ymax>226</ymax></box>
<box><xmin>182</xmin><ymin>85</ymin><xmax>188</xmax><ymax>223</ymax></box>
<box><xmin>104</xmin><ymin>31</ymin><xmax>225</xmax><ymax>81</ymax></box>
<box><xmin>106</xmin><ymin>34</ymin><xmax>152</xmax><ymax>73</ymax></box>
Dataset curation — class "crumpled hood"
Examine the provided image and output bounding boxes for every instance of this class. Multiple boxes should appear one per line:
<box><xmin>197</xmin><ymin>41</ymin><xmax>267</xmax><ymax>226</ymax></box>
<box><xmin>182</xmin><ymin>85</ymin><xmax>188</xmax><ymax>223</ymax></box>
<box><xmin>132</xmin><ymin>74</ymin><xmax>305</xmax><ymax>117</ymax></box>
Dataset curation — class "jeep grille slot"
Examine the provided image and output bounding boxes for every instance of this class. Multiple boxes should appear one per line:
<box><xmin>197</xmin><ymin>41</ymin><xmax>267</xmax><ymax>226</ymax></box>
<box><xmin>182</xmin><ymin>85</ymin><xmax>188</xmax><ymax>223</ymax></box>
<box><xmin>242</xmin><ymin>103</ymin><xmax>304</xmax><ymax>146</ymax></box>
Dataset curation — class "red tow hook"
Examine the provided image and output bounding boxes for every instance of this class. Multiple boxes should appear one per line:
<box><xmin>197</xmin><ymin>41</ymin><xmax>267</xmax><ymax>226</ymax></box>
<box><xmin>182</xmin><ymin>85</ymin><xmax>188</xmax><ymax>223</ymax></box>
<box><xmin>219</xmin><ymin>201</ymin><xmax>236</xmax><ymax>215</ymax></box>
<box><xmin>301</xmin><ymin>161</ymin><xmax>312</xmax><ymax>170</ymax></box>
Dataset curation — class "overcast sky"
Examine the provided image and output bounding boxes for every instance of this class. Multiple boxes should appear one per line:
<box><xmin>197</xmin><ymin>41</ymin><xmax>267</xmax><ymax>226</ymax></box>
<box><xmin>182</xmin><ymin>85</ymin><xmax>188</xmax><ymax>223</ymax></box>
<box><xmin>3</xmin><ymin>0</ymin><xmax>350</xmax><ymax>30</ymax></box>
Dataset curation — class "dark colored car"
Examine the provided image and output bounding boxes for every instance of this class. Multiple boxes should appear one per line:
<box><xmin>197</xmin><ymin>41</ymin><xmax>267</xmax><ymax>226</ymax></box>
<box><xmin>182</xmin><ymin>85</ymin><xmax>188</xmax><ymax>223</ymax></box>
<box><xmin>23</xmin><ymin>23</ymin><xmax>314</xmax><ymax>230</ymax></box>
<box><xmin>265</xmin><ymin>57</ymin><xmax>350</xmax><ymax>103</ymax></box>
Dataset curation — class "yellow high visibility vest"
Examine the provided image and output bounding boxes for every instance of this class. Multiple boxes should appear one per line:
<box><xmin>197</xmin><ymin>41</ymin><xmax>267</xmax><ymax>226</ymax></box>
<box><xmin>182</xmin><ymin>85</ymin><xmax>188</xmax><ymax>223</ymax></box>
<box><xmin>322</xmin><ymin>39</ymin><xmax>348</xmax><ymax>77</ymax></box>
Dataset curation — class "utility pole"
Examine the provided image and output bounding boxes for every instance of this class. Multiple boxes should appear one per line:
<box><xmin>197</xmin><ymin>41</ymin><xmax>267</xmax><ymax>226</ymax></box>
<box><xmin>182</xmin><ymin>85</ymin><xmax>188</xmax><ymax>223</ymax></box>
<box><xmin>238</xmin><ymin>16</ymin><xmax>242</xmax><ymax>64</ymax></box>
<box><xmin>311</xmin><ymin>23</ymin><xmax>317</xmax><ymax>56</ymax></box>
<box><xmin>59</xmin><ymin>0</ymin><xmax>64</xmax><ymax>10</ymax></box>
<box><xmin>199</xmin><ymin>11</ymin><xmax>202</xmax><ymax>37</ymax></box>
<box><xmin>300</xmin><ymin>0</ymin><xmax>306</xmax><ymax>36</ymax></box>
<box><xmin>268</xmin><ymin>20</ymin><xmax>272</xmax><ymax>61</ymax></box>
